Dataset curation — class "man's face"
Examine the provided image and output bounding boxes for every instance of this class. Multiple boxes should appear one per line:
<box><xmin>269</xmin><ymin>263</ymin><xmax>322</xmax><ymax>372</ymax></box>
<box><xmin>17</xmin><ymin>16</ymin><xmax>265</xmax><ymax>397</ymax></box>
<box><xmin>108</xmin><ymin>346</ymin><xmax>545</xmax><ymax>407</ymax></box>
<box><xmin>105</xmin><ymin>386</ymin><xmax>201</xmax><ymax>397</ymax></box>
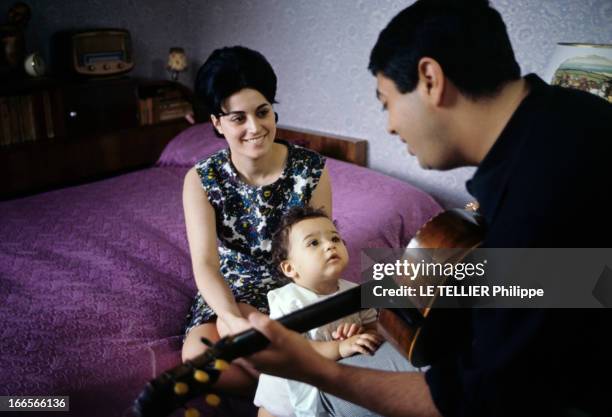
<box><xmin>376</xmin><ymin>73</ymin><xmax>457</xmax><ymax>170</ymax></box>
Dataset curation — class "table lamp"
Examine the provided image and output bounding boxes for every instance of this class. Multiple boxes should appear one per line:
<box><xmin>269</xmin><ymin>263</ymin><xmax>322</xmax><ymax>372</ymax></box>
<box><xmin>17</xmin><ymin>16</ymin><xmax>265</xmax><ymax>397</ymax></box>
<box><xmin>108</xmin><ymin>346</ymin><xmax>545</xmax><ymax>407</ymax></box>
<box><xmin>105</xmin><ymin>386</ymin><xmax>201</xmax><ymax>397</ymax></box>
<box><xmin>167</xmin><ymin>47</ymin><xmax>187</xmax><ymax>82</ymax></box>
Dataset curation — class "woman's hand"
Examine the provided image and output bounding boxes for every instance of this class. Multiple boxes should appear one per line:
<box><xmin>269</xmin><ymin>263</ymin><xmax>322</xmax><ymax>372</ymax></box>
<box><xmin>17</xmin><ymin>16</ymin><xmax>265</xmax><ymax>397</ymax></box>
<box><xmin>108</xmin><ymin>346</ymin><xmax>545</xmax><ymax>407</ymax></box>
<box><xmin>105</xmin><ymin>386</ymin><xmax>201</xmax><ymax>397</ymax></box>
<box><xmin>217</xmin><ymin>314</ymin><xmax>252</xmax><ymax>337</ymax></box>
<box><xmin>338</xmin><ymin>332</ymin><xmax>384</xmax><ymax>358</ymax></box>
<box><xmin>246</xmin><ymin>311</ymin><xmax>333</xmax><ymax>383</ymax></box>
<box><xmin>332</xmin><ymin>322</ymin><xmax>364</xmax><ymax>340</ymax></box>
<box><xmin>217</xmin><ymin>303</ymin><xmax>262</xmax><ymax>337</ymax></box>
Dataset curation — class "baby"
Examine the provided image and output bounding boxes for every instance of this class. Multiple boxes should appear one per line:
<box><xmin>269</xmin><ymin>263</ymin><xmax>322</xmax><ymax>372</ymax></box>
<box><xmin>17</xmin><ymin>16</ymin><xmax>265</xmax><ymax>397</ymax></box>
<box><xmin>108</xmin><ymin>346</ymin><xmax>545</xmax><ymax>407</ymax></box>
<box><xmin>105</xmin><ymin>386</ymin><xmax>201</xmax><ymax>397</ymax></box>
<box><xmin>254</xmin><ymin>206</ymin><xmax>383</xmax><ymax>417</ymax></box>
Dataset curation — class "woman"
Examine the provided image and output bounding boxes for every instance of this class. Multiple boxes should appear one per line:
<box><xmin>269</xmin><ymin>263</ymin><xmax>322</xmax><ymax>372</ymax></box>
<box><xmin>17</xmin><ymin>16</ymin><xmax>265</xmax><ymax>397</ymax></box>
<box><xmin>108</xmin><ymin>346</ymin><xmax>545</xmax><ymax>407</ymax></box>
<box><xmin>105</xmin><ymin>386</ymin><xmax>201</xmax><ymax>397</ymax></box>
<box><xmin>181</xmin><ymin>46</ymin><xmax>332</xmax><ymax>394</ymax></box>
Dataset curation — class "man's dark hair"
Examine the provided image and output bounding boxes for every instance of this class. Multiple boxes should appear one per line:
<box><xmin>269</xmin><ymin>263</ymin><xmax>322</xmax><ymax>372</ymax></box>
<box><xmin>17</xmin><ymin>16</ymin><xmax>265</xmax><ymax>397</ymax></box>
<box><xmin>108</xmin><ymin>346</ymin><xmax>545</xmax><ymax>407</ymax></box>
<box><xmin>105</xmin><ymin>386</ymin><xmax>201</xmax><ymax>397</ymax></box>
<box><xmin>369</xmin><ymin>0</ymin><xmax>521</xmax><ymax>99</ymax></box>
<box><xmin>195</xmin><ymin>46</ymin><xmax>278</xmax><ymax>118</ymax></box>
<box><xmin>271</xmin><ymin>206</ymin><xmax>331</xmax><ymax>271</ymax></box>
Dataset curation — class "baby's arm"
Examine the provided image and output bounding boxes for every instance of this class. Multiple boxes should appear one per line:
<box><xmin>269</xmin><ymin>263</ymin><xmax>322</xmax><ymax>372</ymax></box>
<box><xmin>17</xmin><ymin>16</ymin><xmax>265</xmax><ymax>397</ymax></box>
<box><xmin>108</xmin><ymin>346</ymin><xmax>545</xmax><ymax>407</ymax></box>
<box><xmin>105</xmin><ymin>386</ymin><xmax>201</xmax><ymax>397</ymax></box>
<box><xmin>309</xmin><ymin>332</ymin><xmax>383</xmax><ymax>360</ymax></box>
<box><xmin>333</xmin><ymin>316</ymin><xmax>379</xmax><ymax>341</ymax></box>
<box><xmin>332</xmin><ymin>322</ymin><xmax>364</xmax><ymax>340</ymax></box>
<box><xmin>338</xmin><ymin>332</ymin><xmax>383</xmax><ymax>358</ymax></box>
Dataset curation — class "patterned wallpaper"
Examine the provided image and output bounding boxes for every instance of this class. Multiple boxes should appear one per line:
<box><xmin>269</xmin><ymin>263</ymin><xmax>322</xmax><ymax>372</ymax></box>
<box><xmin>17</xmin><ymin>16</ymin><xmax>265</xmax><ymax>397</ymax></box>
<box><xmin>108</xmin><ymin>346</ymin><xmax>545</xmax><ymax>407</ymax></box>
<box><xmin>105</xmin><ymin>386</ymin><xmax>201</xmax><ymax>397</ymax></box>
<box><xmin>15</xmin><ymin>0</ymin><xmax>612</xmax><ymax>207</ymax></box>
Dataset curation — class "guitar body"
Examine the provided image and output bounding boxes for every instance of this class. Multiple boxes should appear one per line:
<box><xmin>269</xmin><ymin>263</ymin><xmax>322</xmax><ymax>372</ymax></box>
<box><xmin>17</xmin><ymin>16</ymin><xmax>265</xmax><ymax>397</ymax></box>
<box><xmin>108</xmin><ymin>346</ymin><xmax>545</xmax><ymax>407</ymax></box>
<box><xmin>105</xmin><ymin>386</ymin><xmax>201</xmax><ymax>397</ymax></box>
<box><xmin>378</xmin><ymin>208</ymin><xmax>485</xmax><ymax>367</ymax></box>
<box><xmin>133</xmin><ymin>208</ymin><xmax>485</xmax><ymax>416</ymax></box>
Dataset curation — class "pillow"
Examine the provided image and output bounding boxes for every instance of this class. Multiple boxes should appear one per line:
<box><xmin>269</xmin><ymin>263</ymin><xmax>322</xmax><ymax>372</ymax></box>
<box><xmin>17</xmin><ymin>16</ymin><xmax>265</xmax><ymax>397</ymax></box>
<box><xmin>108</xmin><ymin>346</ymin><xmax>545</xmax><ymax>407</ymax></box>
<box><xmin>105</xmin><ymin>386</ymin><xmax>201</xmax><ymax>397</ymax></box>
<box><xmin>156</xmin><ymin>122</ymin><xmax>226</xmax><ymax>167</ymax></box>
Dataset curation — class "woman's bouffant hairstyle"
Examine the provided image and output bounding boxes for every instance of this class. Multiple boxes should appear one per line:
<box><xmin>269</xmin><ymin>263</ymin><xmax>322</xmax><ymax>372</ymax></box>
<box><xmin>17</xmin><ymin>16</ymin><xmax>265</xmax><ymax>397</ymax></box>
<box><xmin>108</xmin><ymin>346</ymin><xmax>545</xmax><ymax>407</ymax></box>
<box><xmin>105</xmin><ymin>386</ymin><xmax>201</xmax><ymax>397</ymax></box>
<box><xmin>271</xmin><ymin>206</ymin><xmax>332</xmax><ymax>272</ymax></box>
<box><xmin>369</xmin><ymin>0</ymin><xmax>521</xmax><ymax>99</ymax></box>
<box><xmin>195</xmin><ymin>46</ymin><xmax>278</xmax><ymax>118</ymax></box>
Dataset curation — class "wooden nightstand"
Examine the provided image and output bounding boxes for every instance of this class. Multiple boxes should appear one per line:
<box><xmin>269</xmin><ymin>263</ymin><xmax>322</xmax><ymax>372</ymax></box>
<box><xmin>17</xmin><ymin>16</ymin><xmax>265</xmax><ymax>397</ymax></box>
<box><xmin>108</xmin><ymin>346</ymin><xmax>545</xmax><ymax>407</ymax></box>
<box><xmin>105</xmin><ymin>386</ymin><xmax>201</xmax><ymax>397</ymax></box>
<box><xmin>0</xmin><ymin>77</ymin><xmax>191</xmax><ymax>200</ymax></box>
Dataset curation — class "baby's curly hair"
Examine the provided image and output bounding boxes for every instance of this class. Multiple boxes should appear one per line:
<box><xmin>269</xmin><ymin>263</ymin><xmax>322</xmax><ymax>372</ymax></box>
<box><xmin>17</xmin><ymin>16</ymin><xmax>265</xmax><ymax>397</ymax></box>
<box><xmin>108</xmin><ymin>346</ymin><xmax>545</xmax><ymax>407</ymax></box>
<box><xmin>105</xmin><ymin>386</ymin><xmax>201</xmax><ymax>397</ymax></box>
<box><xmin>271</xmin><ymin>206</ymin><xmax>333</xmax><ymax>272</ymax></box>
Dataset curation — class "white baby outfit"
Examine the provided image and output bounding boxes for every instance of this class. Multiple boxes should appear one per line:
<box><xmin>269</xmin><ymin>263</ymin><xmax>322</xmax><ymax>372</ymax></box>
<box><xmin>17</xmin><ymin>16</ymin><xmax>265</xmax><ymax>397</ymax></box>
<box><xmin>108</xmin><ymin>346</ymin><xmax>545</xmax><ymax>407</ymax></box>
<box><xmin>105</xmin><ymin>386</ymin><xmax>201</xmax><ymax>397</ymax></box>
<box><xmin>254</xmin><ymin>279</ymin><xmax>377</xmax><ymax>417</ymax></box>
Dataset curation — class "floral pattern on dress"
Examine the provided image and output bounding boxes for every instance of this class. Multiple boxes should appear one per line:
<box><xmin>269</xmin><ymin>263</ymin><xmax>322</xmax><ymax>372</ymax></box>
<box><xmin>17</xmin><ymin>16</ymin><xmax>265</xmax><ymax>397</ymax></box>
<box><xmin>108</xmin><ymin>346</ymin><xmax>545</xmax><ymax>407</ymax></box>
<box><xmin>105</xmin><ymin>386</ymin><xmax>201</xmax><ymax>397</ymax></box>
<box><xmin>184</xmin><ymin>140</ymin><xmax>326</xmax><ymax>334</ymax></box>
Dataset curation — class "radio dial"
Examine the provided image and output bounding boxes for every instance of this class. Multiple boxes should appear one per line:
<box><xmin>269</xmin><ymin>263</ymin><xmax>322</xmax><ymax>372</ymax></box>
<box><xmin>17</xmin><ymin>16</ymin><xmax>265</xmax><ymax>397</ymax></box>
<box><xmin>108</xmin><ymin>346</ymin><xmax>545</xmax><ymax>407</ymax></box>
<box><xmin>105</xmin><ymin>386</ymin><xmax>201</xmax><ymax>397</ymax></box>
<box><xmin>117</xmin><ymin>63</ymin><xmax>123</xmax><ymax>69</ymax></box>
<box><xmin>88</xmin><ymin>65</ymin><xmax>96</xmax><ymax>71</ymax></box>
<box><xmin>103</xmin><ymin>64</ymin><xmax>110</xmax><ymax>70</ymax></box>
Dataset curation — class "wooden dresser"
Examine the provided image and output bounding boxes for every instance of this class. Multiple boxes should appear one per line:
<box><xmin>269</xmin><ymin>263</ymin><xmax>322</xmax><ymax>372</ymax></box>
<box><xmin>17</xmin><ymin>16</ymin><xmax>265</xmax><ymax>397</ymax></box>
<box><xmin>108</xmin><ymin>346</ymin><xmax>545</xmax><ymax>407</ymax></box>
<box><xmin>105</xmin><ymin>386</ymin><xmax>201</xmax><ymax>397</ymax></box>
<box><xmin>0</xmin><ymin>76</ymin><xmax>191</xmax><ymax>200</ymax></box>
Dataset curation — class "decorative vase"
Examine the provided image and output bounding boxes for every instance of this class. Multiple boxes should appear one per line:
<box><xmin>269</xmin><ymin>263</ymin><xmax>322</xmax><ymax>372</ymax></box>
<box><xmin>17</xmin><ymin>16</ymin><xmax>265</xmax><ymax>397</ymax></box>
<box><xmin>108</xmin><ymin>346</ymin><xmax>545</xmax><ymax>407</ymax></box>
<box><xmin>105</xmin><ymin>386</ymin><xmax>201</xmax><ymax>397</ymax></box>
<box><xmin>543</xmin><ymin>43</ymin><xmax>612</xmax><ymax>103</ymax></box>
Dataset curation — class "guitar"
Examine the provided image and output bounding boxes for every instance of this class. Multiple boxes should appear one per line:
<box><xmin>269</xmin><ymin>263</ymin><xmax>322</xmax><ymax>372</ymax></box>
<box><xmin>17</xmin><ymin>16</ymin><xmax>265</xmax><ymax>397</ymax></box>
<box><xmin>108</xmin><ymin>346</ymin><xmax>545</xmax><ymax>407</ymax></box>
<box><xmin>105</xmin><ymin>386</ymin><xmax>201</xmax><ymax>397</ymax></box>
<box><xmin>133</xmin><ymin>208</ymin><xmax>484</xmax><ymax>417</ymax></box>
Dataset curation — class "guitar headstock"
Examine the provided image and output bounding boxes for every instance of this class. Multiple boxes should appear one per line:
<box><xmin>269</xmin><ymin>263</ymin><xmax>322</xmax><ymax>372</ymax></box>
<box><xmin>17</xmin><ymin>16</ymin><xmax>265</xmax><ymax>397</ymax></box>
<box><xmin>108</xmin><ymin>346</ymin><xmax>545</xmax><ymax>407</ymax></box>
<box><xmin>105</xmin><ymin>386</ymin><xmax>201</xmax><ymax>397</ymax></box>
<box><xmin>133</xmin><ymin>348</ymin><xmax>228</xmax><ymax>417</ymax></box>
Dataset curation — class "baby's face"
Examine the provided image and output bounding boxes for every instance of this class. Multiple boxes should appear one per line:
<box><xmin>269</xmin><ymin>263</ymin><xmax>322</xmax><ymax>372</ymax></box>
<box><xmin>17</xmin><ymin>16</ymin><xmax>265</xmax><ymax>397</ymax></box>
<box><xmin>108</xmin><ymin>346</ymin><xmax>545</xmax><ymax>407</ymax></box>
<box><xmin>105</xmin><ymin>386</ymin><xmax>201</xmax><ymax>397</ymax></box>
<box><xmin>283</xmin><ymin>217</ymin><xmax>349</xmax><ymax>292</ymax></box>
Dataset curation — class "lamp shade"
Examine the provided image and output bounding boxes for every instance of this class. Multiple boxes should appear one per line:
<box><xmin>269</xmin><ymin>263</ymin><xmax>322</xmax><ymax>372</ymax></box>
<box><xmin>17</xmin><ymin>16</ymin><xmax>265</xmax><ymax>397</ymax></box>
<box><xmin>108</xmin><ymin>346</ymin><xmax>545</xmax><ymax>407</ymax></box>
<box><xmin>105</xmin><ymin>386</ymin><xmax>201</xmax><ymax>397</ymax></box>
<box><xmin>167</xmin><ymin>47</ymin><xmax>187</xmax><ymax>72</ymax></box>
<box><xmin>543</xmin><ymin>43</ymin><xmax>612</xmax><ymax>103</ymax></box>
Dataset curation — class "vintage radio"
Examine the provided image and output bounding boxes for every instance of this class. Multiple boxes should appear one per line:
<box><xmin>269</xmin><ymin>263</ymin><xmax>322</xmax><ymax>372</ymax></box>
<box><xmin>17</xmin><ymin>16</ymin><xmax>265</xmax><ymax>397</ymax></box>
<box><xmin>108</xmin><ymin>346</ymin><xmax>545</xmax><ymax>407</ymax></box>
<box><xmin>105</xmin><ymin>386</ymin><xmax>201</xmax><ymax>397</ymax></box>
<box><xmin>51</xmin><ymin>29</ymin><xmax>134</xmax><ymax>77</ymax></box>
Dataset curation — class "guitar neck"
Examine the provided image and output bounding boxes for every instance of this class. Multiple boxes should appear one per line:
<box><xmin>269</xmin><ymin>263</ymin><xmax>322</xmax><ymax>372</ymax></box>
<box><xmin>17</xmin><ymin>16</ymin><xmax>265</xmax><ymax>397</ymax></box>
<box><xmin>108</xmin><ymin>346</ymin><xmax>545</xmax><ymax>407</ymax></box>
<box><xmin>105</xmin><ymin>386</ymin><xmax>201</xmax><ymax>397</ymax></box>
<box><xmin>135</xmin><ymin>284</ymin><xmax>369</xmax><ymax>417</ymax></box>
<box><xmin>213</xmin><ymin>284</ymin><xmax>363</xmax><ymax>361</ymax></box>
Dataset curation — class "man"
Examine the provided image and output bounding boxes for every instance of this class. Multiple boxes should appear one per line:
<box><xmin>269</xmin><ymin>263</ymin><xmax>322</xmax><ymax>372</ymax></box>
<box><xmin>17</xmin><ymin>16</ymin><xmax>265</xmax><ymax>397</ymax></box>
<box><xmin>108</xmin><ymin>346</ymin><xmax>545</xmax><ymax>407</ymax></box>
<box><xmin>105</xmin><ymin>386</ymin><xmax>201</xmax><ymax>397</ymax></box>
<box><xmin>247</xmin><ymin>0</ymin><xmax>612</xmax><ymax>416</ymax></box>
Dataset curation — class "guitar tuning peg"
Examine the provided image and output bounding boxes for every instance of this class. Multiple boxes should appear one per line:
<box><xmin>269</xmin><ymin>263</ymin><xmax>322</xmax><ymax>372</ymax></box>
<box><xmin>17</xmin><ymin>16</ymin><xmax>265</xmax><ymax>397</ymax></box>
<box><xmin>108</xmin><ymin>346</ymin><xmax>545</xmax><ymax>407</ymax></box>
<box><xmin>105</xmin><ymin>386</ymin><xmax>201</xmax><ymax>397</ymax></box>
<box><xmin>213</xmin><ymin>359</ymin><xmax>230</xmax><ymax>371</ymax></box>
<box><xmin>185</xmin><ymin>408</ymin><xmax>200</xmax><ymax>417</ymax></box>
<box><xmin>199</xmin><ymin>337</ymin><xmax>213</xmax><ymax>347</ymax></box>
<box><xmin>193</xmin><ymin>369</ymin><xmax>210</xmax><ymax>383</ymax></box>
<box><xmin>174</xmin><ymin>381</ymin><xmax>190</xmax><ymax>395</ymax></box>
<box><xmin>204</xmin><ymin>393</ymin><xmax>221</xmax><ymax>407</ymax></box>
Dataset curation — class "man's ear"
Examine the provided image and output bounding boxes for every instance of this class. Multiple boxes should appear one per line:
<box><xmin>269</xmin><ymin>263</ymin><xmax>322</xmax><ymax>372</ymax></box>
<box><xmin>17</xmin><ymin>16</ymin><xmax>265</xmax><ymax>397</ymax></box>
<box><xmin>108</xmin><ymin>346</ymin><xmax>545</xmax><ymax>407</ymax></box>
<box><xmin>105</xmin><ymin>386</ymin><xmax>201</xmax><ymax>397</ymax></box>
<box><xmin>280</xmin><ymin>260</ymin><xmax>299</xmax><ymax>280</ymax></box>
<box><xmin>211</xmin><ymin>114</ymin><xmax>223</xmax><ymax>135</ymax></box>
<box><xmin>417</xmin><ymin>57</ymin><xmax>445</xmax><ymax>107</ymax></box>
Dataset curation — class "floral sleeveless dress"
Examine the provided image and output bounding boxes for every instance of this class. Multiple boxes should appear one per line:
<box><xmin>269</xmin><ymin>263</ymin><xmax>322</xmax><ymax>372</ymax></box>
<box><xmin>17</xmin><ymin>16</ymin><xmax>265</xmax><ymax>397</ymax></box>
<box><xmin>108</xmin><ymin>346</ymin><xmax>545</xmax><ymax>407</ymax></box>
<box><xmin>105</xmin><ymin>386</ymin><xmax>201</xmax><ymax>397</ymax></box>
<box><xmin>183</xmin><ymin>140</ymin><xmax>326</xmax><ymax>335</ymax></box>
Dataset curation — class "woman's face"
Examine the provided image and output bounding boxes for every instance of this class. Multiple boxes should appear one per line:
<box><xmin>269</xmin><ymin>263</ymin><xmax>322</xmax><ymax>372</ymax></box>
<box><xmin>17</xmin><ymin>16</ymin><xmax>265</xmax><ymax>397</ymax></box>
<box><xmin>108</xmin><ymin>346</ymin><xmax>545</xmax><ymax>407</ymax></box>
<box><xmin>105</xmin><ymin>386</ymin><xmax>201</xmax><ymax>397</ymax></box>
<box><xmin>212</xmin><ymin>88</ymin><xmax>276</xmax><ymax>161</ymax></box>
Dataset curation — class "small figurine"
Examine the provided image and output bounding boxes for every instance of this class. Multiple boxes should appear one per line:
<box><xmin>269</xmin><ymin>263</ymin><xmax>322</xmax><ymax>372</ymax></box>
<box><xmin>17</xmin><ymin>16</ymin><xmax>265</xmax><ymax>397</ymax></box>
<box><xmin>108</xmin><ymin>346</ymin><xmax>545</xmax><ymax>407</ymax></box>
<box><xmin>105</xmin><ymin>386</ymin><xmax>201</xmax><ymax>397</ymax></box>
<box><xmin>0</xmin><ymin>2</ymin><xmax>31</xmax><ymax>77</ymax></box>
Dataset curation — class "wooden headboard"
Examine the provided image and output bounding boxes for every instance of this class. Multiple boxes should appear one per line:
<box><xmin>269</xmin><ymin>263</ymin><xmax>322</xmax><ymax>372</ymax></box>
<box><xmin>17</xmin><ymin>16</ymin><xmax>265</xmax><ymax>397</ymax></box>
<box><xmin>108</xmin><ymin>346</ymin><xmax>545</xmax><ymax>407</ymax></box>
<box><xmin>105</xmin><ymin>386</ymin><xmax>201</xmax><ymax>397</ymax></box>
<box><xmin>1</xmin><ymin>121</ymin><xmax>368</xmax><ymax>200</ymax></box>
<box><xmin>276</xmin><ymin>125</ymin><xmax>367</xmax><ymax>167</ymax></box>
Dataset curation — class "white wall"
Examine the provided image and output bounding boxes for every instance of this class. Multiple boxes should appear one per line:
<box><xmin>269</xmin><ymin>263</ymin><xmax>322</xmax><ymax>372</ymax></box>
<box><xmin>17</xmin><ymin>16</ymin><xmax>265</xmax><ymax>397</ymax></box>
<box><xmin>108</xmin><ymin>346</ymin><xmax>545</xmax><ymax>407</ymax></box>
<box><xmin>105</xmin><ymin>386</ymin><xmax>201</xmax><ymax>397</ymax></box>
<box><xmin>19</xmin><ymin>0</ymin><xmax>612</xmax><ymax>207</ymax></box>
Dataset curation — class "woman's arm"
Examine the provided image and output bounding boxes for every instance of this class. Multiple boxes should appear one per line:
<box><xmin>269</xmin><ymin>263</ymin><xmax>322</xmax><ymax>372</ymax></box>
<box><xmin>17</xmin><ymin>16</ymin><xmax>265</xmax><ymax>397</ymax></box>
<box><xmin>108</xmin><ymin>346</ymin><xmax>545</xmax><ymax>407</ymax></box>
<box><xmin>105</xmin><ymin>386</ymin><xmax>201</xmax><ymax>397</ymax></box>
<box><xmin>310</xmin><ymin>166</ymin><xmax>332</xmax><ymax>217</ymax></box>
<box><xmin>183</xmin><ymin>168</ymin><xmax>244</xmax><ymax>331</ymax></box>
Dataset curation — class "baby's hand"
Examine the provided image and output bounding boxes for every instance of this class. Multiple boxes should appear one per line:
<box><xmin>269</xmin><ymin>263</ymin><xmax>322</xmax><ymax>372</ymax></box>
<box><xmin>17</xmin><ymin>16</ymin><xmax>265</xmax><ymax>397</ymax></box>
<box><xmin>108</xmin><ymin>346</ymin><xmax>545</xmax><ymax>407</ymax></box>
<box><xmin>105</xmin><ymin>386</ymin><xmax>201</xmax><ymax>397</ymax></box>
<box><xmin>338</xmin><ymin>332</ymin><xmax>383</xmax><ymax>358</ymax></box>
<box><xmin>332</xmin><ymin>323</ymin><xmax>363</xmax><ymax>340</ymax></box>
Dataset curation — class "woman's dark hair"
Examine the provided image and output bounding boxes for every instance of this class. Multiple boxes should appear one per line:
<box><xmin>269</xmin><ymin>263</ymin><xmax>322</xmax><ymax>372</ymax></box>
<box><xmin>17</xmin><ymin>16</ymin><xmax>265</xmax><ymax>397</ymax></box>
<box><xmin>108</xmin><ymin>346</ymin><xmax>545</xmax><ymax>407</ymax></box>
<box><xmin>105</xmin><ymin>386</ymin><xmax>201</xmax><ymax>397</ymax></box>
<box><xmin>369</xmin><ymin>0</ymin><xmax>521</xmax><ymax>99</ymax></box>
<box><xmin>195</xmin><ymin>46</ymin><xmax>278</xmax><ymax>117</ymax></box>
<box><xmin>271</xmin><ymin>206</ymin><xmax>332</xmax><ymax>271</ymax></box>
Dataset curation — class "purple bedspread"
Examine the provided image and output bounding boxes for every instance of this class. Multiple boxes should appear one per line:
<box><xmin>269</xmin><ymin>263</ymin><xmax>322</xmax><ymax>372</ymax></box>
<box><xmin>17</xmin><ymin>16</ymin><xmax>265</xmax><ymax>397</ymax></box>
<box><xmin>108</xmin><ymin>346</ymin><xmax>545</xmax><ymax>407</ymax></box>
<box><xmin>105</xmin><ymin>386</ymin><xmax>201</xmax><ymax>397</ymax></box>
<box><xmin>0</xmin><ymin>123</ymin><xmax>441</xmax><ymax>417</ymax></box>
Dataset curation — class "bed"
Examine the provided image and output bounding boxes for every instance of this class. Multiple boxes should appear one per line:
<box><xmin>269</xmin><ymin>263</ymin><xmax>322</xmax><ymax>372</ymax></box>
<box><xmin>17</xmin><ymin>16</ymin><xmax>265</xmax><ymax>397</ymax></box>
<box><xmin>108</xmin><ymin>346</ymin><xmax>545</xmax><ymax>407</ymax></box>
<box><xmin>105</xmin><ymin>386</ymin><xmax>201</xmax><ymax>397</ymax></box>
<box><xmin>0</xmin><ymin>122</ymin><xmax>441</xmax><ymax>417</ymax></box>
